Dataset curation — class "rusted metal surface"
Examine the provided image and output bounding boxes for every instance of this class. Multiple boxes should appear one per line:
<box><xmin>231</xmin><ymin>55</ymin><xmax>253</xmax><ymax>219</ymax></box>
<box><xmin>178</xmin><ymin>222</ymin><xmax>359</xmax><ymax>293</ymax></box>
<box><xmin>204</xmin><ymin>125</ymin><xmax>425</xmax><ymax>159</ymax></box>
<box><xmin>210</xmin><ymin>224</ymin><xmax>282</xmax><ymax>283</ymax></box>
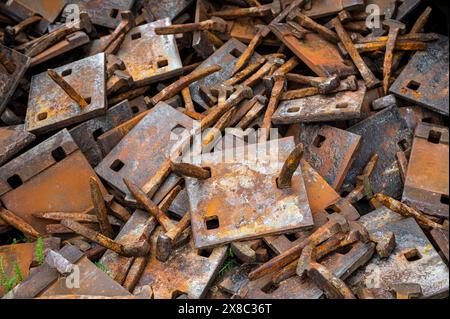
<box><xmin>272</xmin><ymin>80</ymin><xmax>366</xmax><ymax>124</ymax></box>
<box><xmin>331</xmin><ymin>18</ymin><xmax>380</xmax><ymax>89</ymax></box>
<box><xmin>390</xmin><ymin>35</ymin><xmax>449</xmax><ymax>116</ymax></box>
<box><xmin>0</xmin><ymin>0</ymin><xmax>65</xmax><ymax>34</ymax></box>
<box><xmin>186</xmin><ymin>137</ymin><xmax>313</xmax><ymax>249</ymax></box>
<box><xmin>2</xmin><ymin>244</ymin><xmax>84</xmax><ymax>299</ymax></box>
<box><xmin>246</xmin><ymin>231</ymin><xmax>373</xmax><ymax>299</ymax></box>
<box><xmin>0</xmin><ymin>129</ymin><xmax>107</xmax><ymax>235</ymax></box>
<box><xmin>430</xmin><ymin>228</ymin><xmax>449</xmax><ymax>263</ymax></box>
<box><xmin>280</xmin><ymin>75</ymin><xmax>358</xmax><ymax>100</ymax></box>
<box><xmin>168</xmin><ymin>188</ymin><xmax>190</xmax><ymax>219</ymax></box>
<box><xmin>0</xmin><ymin>0</ymin><xmax>448</xmax><ymax>301</ymax></box>
<box><xmin>270</xmin><ymin>23</ymin><xmax>355</xmax><ymax>78</ymax></box>
<box><xmin>25</xmin><ymin>53</ymin><xmax>106</xmax><ymax>135</ymax></box>
<box><xmin>382</xmin><ymin>19</ymin><xmax>406</xmax><ymax>95</ymax></box>
<box><xmin>296</xmin><ymin>124</ymin><xmax>361</xmax><ymax>190</ymax></box>
<box><xmin>226</xmin><ymin>17</ymin><xmax>278</xmax><ymax>45</ymax></box>
<box><xmin>115</xmin><ymin>19</ymin><xmax>183</xmax><ymax>87</ymax></box>
<box><xmin>0</xmin><ymin>243</ymin><xmax>33</xmax><ymax>297</ymax></box>
<box><xmin>347</xmin><ymin>208</ymin><xmax>449</xmax><ymax>299</ymax></box>
<box><xmin>155</xmin><ymin>18</ymin><xmax>228</xmax><ymax>35</ymax></box>
<box><xmin>148</xmin><ymin>0</ymin><xmax>195</xmax><ymax>21</ymax></box>
<box><xmin>134</xmin><ymin>226</ymin><xmax>227</xmax><ymax>299</ymax></box>
<box><xmin>67</xmin><ymin>0</ymin><xmax>135</xmax><ymax>29</ymax></box>
<box><xmin>69</xmin><ymin>100</ymin><xmax>134</xmax><ymax>167</ymax></box>
<box><xmin>0</xmin><ymin>125</ymin><xmax>35</xmax><ymax>166</ymax></box>
<box><xmin>342</xmin><ymin>106</ymin><xmax>413</xmax><ymax>199</ymax></box>
<box><xmin>295</xmin><ymin>0</ymin><xmax>364</xmax><ymax>19</ymax></box>
<box><xmin>0</xmin><ymin>44</ymin><xmax>30</xmax><ymax>115</ymax></box>
<box><xmin>301</xmin><ymin>161</ymin><xmax>360</xmax><ymax>225</ymax></box>
<box><xmin>396</xmin><ymin>0</ymin><xmax>422</xmax><ymax>21</ymax></box>
<box><xmin>40</xmin><ymin>253</ymin><xmax>132</xmax><ymax>298</ymax></box>
<box><xmin>30</xmin><ymin>31</ymin><xmax>91</xmax><ymax>67</ymax></box>
<box><xmin>96</xmin><ymin>102</ymin><xmax>194</xmax><ymax>200</ymax></box>
<box><xmin>189</xmin><ymin>39</ymin><xmax>261</xmax><ymax>110</ymax></box>
<box><xmin>100</xmin><ymin>210</ymin><xmax>157</xmax><ymax>284</ymax></box>
<box><xmin>402</xmin><ymin>123</ymin><xmax>449</xmax><ymax>219</ymax></box>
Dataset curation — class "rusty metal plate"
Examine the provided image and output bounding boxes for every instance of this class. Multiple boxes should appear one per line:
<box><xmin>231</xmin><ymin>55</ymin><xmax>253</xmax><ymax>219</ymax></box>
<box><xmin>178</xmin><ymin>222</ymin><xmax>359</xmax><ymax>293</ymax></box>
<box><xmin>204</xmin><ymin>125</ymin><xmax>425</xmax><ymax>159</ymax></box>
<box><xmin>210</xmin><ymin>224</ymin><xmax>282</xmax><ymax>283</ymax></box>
<box><xmin>116</xmin><ymin>19</ymin><xmax>183</xmax><ymax>87</ymax></box>
<box><xmin>390</xmin><ymin>35</ymin><xmax>449</xmax><ymax>116</ymax></box>
<box><xmin>96</xmin><ymin>102</ymin><xmax>194</xmax><ymax>200</ymax></box>
<box><xmin>0</xmin><ymin>125</ymin><xmax>35</xmax><ymax>166</ymax></box>
<box><xmin>189</xmin><ymin>38</ymin><xmax>262</xmax><ymax>110</ymax></box>
<box><xmin>270</xmin><ymin>23</ymin><xmax>355</xmax><ymax>78</ymax></box>
<box><xmin>228</xmin><ymin>18</ymin><xmax>280</xmax><ymax>46</ymax></box>
<box><xmin>0</xmin><ymin>0</ymin><xmax>65</xmax><ymax>33</ymax></box>
<box><xmin>272</xmin><ymin>81</ymin><xmax>366</xmax><ymax>124</ymax></box>
<box><xmin>430</xmin><ymin>228</ymin><xmax>449</xmax><ymax>263</ymax></box>
<box><xmin>0</xmin><ymin>129</ymin><xmax>107</xmax><ymax>235</ymax></box>
<box><xmin>300</xmin><ymin>0</ymin><xmax>364</xmax><ymax>18</ymax></box>
<box><xmin>348</xmin><ymin>208</ymin><xmax>449</xmax><ymax>299</ymax></box>
<box><xmin>67</xmin><ymin>0</ymin><xmax>135</xmax><ymax>29</ymax></box>
<box><xmin>100</xmin><ymin>210</ymin><xmax>156</xmax><ymax>284</ymax></box>
<box><xmin>402</xmin><ymin>123</ymin><xmax>449</xmax><ymax>219</ymax></box>
<box><xmin>134</xmin><ymin>226</ymin><xmax>227</xmax><ymax>299</ymax></box>
<box><xmin>25</xmin><ymin>53</ymin><xmax>107</xmax><ymax>135</ymax></box>
<box><xmin>301</xmin><ymin>160</ymin><xmax>360</xmax><ymax>226</ymax></box>
<box><xmin>0</xmin><ymin>44</ymin><xmax>30</xmax><ymax>115</ymax></box>
<box><xmin>186</xmin><ymin>137</ymin><xmax>313</xmax><ymax>249</ymax></box>
<box><xmin>40</xmin><ymin>253</ymin><xmax>132</xmax><ymax>298</ymax></box>
<box><xmin>69</xmin><ymin>100</ymin><xmax>134</xmax><ymax>167</ymax></box>
<box><xmin>297</xmin><ymin>124</ymin><xmax>361</xmax><ymax>190</ymax></box>
<box><xmin>260</xmin><ymin>160</ymin><xmax>360</xmax><ymax>261</ymax></box>
<box><xmin>0</xmin><ymin>243</ymin><xmax>33</xmax><ymax>297</ymax></box>
<box><xmin>342</xmin><ymin>106</ymin><xmax>413</xmax><ymax>199</ymax></box>
<box><xmin>148</xmin><ymin>0</ymin><xmax>194</xmax><ymax>21</ymax></box>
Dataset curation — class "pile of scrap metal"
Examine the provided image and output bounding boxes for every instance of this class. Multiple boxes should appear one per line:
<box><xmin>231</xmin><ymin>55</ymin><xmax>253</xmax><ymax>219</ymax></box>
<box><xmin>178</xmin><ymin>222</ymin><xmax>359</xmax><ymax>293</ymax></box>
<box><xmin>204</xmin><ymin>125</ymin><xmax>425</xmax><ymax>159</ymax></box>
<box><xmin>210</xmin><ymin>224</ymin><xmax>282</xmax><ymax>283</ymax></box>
<box><xmin>0</xmin><ymin>0</ymin><xmax>448</xmax><ymax>299</ymax></box>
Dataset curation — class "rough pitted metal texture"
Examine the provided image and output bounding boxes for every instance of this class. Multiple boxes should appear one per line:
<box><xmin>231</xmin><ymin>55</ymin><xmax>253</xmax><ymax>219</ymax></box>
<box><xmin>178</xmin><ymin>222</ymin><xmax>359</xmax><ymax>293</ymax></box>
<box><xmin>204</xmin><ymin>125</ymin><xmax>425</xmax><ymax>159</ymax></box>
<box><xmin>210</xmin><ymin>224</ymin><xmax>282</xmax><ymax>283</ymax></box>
<box><xmin>402</xmin><ymin>123</ymin><xmax>449</xmax><ymax>219</ymax></box>
<box><xmin>66</xmin><ymin>0</ymin><xmax>135</xmax><ymax>29</ymax></box>
<box><xmin>272</xmin><ymin>81</ymin><xmax>366</xmax><ymax>124</ymax></box>
<box><xmin>134</xmin><ymin>226</ymin><xmax>227</xmax><ymax>299</ymax></box>
<box><xmin>347</xmin><ymin>208</ymin><xmax>449</xmax><ymax>299</ymax></box>
<box><xmin>26</xmin><ymin>53</ymin><xmax>106</xmax><ymax>135</ymax></box>
<box><xmin>342</xmin><ymin>106</ymin><xmax>413</xmax><ymax>199</ymax></box>
<box><xmin>0</xmin><ymin>0</ymin><xmax>65</xmax><ymax>33</ymax></box>
<box><xmin>95</xmin><ymin>102</ymin><xmax>194</xmax><ymax>199</ymax></box>
<box><xmin>0</xmin><ymin>44</ymin><xmax>30</xmax><ymax>115</ymax></box>
<box><xmin>149</xmin><ymin>0</ymin><xmax>195</xmax><ymax>21</ymax></box>
<box><xmin>297</xmin><ymin>123</ymin><xmax>361</xmax><ymax>190</ymax></box>
<box><xmin>100</xmin><ymin>210</ymin><xmax>157</xmax><ymax>283</ymax></box>
<box><xmin>186</xmin><ymin>137</ymin><xmax>314</xmax><ymax>249</ymax></box>
<box><xmin>0</xmin><ymin>125</ymin><xmax>35</xmax><ymax>166</ymax></box>
<box><xmin>69</xmin><ymin>100</ymin><xmax>134</xmax><ymax>167</ymax></box>
<box><xmin>116</xmin><ymin>19</ymin><xmax>183</xmax><ymax>87</ymax></box>
<box><xmin>189</xmin><ymin>38</ymin><xmax>262</xmax><ymax>110</ymax></box>
<box><xmin>0</xmin><ymin>129</ymin><xmax>107</xmax><ymax>235</ymax></box>
<box><xmin>390</xmin><ymin>35</ymin><xmax>449</xmax><ymax>116</ymax></box>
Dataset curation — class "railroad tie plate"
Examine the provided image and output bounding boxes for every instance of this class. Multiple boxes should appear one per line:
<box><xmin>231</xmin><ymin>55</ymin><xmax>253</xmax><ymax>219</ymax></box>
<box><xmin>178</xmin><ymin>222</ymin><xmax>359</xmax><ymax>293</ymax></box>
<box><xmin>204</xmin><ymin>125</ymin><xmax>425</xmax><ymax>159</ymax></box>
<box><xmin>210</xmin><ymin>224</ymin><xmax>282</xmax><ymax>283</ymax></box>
<box><xmin>25</xmin><ymin>53</ymin><xmax>107</xmax><ymax>135</ymax></box>
<box><xmin>0</xmin><ymin>129</ymin><xmax>108</xmax><ymax>235</ymax></box>
<box><xmin>116</xmin><ymin>19</ymin><xmax>183</xmax><ymax>87</ymax></box>
<box><xmin>272</xmin><ymin>81</ymin><xmax>366</xmax><ymax>124</ymax></box>
<box><xmin>402</xmin><ymin>123</ymin><xmax>449</xmax><ymax>219</ymax></box>
<box><xmin>186</xmin><ymin>137</ymin><xmax>314</xmax><ymax>249</ymax></box>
